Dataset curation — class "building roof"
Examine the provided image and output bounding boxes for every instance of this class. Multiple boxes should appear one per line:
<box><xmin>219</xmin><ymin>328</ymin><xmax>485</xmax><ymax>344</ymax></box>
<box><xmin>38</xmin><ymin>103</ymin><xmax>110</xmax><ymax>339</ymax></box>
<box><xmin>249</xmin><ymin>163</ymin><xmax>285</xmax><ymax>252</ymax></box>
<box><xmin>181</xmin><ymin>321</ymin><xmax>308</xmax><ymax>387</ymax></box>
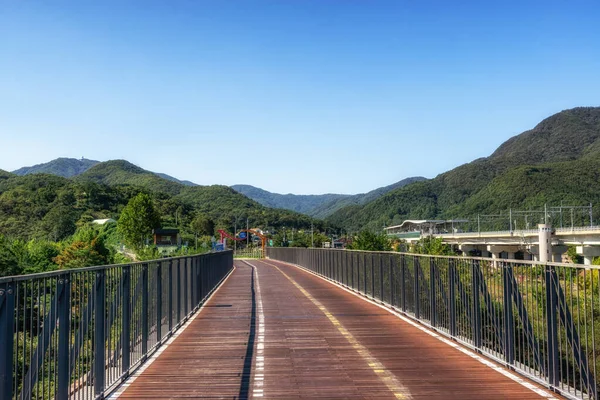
<box><xmin>92</xmin><ymin>218</ymin><xmax>116</xmax><ymax>225</ymax></box>
<box><xmin>385</xmin><ymin>219</ymin><xmax>470</xmax><ymax>231</ymax></box>
<box><xmin>152</xmin><ymin>228</ymin><xmax>179</xmax><ymax>235</ymax></box>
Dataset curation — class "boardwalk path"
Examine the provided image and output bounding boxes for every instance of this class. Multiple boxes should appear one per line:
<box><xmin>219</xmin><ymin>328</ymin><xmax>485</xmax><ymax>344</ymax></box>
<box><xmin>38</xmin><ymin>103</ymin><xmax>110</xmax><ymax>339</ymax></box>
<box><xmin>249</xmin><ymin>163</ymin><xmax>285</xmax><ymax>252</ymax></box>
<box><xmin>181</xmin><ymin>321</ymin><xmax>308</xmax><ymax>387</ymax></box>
<box><xmin>116</xmin><ymin>259</ymin><xmax>557</xmax><ymax>399</ymax></box>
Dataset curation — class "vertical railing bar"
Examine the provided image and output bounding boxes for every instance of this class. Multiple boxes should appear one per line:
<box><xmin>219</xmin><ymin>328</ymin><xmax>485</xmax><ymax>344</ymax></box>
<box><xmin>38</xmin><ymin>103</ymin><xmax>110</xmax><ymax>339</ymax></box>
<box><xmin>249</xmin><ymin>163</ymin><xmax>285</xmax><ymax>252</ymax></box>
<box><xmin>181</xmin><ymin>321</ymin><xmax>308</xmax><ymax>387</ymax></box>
<box><xmin>94</xmin><ymin>269</ymin><xmax>106</xmax><ymax>397</ymax></box>
<box><xmin>57</xmin><ymin>273</ymin><xmax>71</xmax><ymax>400</ymax></box>
<box><xmin>430</xmin><ymin>258</ymin><xmax>437</xmax><ymax>328</ymax></box>
<box><xmin>157</xmin><ymin>262</ymin><xmax>163</xmax><ymax>343</ymax></box>
<box><xmin>122</xmin><ymin>266</ymin><xmax>131</xmax><ymax>376</ymax></box>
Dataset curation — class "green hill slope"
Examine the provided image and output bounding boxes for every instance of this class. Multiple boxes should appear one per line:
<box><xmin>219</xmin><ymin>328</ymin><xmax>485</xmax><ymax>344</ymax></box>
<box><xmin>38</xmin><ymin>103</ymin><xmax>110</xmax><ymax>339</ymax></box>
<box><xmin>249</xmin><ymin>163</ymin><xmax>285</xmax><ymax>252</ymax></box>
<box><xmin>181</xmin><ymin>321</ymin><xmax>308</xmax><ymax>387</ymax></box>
<box><xmin>0</xmin><ymin>160</ymin><xmax>318</xmax><ymax>242</ymax></box>
<box><xmin>231</xmin><ymin>184</ymin><xmax>351</xmax><ymax>214</ymax></box>
<box><xmin>0</xmin><ymin>169</ymin><xmax>13</xmax><ymax>180</ymax></box>
<box><xmin>310</xmin><ymin>176</ymin><xmax>427</xmax><ymax>219</ymax></box>
<box><xmin>76</xmin><ymin>160</ymin><xmax>185</xmax><ymax>196</ymax></box>
<box><xmin>12</xmin><ymin>158</ymin><xmax>99</xmax><ymax>177</ymax></box>
<box><xmin>232</xmin><ymin>176</ymin><xmax>426</xmax><ymax>218</ymax></box>
<box><xmin>327</xmin><ymin>107</ymin><xmax>600</xmax><ymax>231</ymax></box>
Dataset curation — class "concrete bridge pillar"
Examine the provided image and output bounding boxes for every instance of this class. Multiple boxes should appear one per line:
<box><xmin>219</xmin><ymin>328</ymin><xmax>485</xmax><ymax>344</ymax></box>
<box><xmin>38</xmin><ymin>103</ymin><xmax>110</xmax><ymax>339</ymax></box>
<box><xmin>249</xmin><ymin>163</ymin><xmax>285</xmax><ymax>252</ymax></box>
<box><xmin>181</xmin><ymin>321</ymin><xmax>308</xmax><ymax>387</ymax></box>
<box><xmin>487</xmin><ymin>245</ymin><xmax>520</xmax><ymax>261</ymax></box>
<box><xmin>576</xmin><ymin>245</ymin><xmax>600</xmax><ymax>265</ymax></box>
<box><xmin>551</xmin><ymin>245</ymin><xmax>568</xmax><ymax>263</ymax></box>
<box><xmin>458</xmin><ymin>244</ymin><xmax>479</xmax><ymax>256</ymax></box>
<box><xmin>538</xmin><ymin>224</ymin><xmax>552</xmax><ymax>263</ymax></box>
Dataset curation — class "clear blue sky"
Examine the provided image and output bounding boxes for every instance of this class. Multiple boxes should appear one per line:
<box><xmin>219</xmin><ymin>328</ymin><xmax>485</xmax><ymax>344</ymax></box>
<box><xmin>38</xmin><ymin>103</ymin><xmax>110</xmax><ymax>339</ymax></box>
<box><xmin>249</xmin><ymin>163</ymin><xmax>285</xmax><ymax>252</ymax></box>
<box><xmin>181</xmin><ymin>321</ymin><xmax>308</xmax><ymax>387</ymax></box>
<box><xmin>1</xmin><ymin>1</ymin><xmax>599</xmax><ymax>194</ymax></box>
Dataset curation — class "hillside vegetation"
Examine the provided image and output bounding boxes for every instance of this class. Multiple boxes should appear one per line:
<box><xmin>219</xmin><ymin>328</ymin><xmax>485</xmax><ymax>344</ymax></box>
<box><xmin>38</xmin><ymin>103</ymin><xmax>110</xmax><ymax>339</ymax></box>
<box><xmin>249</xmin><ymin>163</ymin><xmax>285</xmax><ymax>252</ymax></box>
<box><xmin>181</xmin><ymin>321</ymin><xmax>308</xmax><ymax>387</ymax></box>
<box><xmin>12</xmin><ymin>157</ymin><xmax>100</xmax><ymax>177</ymax></box>
<box><xmin>0</xmin><ymin>169</ymin><xmax>13</xmax><ymax>180</ymax></box>
<box><xmin>231</xmin><ymin>184</ymin><xmax>351</xmax><ymax>215</ymax></box>
<box><xmin>0</xmin><ymin>161</ymin><xmax>319</xmax><ymax>243</ymax></box>
<box><xmin>232</xmin><ymin>176</ymin><xmax>426</xmax><ymax>218</ymax></box>
<box><xmin>328</xmin><ymin>107</ymin><xmax>600</xmax><ymax>231</ymax></box>
<box><xmin>310</xmin><ymin>176</ymin><xmax>427</xmax><ymax>219</ymax></box>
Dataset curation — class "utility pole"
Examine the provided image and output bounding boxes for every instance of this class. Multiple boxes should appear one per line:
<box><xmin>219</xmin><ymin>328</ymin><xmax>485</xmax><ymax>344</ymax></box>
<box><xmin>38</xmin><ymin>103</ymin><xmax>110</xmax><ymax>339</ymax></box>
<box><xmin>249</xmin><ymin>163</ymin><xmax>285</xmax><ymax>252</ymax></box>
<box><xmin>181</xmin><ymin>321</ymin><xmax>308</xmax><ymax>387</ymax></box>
<box><xmin>560</xmin><ymin>201</ymin><xmax>563</xmax><ymax>228</ymax></box>
<box><xmin>311</xmin><ymin>222</ymin><xmax>314</xmax><ymax>248</ymax></box>
<box><xmin>509</xmin><ymin>208</ymin><xmax>512</xmax><ymax>232</ymax></box>
<box><xmin>571</xmin><ymin>208</ymin><xmax>574</xmax><ymax>231</ymax></box>
<box><xmin>246</xmin><ymin>217</ymin><xmax>249</xmax><ymax>247</ymax></box>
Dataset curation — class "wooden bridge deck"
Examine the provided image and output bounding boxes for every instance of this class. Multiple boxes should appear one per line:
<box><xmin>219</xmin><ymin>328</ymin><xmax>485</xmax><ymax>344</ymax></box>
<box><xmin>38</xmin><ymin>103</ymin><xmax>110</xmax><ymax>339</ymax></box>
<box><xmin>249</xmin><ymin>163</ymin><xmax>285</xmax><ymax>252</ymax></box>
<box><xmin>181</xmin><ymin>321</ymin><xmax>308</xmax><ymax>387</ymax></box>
<box><xmin>114</xmin><ymin>259</ymin><xmax>558</xmax><ymax>399</ymax></box>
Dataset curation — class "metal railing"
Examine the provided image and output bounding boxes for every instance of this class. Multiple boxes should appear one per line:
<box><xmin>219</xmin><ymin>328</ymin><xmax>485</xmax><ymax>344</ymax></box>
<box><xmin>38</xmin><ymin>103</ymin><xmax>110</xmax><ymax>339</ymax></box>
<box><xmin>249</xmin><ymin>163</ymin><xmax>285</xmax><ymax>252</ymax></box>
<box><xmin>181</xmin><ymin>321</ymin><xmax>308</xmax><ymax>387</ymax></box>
<box><xmin>0</xmin><ymin>251</ymin><xmax>233</xmax><ymax>400</ymax></box>
<box><xmin>267</xmin><ymin>247</ymin><xmax>600</xmax><ymax>400</ymax></box>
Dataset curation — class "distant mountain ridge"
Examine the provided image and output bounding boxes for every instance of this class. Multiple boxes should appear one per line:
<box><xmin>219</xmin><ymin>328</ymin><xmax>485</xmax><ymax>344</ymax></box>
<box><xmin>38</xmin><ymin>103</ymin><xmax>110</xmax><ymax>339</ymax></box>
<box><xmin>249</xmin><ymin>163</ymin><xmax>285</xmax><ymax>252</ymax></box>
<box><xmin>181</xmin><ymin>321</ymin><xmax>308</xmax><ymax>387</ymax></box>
<box><xmin>12</xmin><ymin>158</ymin><xmax>100</xmax><ymax>177</ymax></box>
<box><xmin>310</xmin><ymin>177</ymin><xmax>428</xmax><ymax>218</ymax></box>
<box><xmin>231</xmin><ymin>176</ymin><xmax>426</xmax><ymax>218</ymax></box>
<box><xmin>326</xmin><ymin>106</ymin><xmax>600</xmax><ymax>231</ymax></box>
<box><xmin>230</xmin><ymin>185</ymin><xmax>351</xmax><ymax>215</ymax></box>
<box><xmin>0</xmin><ymin>159</ymin><xmax>318</xmax><ymax>241</ymax></box>
<box><xmin>10</xmin><ymin>157</ymin><xmax>198</xmax><ymax>187</ymax></box>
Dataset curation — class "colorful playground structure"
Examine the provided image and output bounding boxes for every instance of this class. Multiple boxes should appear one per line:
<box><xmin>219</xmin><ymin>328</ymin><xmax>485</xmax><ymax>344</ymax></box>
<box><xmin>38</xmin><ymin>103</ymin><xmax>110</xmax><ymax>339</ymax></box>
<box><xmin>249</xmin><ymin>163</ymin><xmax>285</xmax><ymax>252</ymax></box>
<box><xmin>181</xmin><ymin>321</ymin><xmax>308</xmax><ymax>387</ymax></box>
<box><xmin>217</xmin><ymin>228</ymin><xmax>267</xmax><ymax>256</ymax></box>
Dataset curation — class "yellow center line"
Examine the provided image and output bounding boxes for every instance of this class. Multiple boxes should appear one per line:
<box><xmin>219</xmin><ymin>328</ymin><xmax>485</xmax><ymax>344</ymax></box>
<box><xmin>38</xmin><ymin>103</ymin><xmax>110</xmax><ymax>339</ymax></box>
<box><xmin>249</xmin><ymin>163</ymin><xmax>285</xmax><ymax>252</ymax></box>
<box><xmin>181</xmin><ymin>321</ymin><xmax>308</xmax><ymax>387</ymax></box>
<box><xmin>260</xmin><ymin>260</ymin><xmax>411</xmax><ymax>400</ymax></box>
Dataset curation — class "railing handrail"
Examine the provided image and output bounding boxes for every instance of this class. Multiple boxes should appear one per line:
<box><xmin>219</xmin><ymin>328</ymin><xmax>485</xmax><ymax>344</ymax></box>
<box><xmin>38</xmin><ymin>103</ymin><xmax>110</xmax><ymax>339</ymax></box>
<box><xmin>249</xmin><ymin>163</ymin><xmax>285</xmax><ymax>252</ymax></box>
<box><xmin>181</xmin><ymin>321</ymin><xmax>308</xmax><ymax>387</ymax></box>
<box><xmin>0</xmin><ymin>250</ymin><xmax>232</xmax><ymax>283</ymax></box>
<box><xmin>270</xmin><ymin>247</ymin><xmax>600</xmax><ymax>270</ymax></box>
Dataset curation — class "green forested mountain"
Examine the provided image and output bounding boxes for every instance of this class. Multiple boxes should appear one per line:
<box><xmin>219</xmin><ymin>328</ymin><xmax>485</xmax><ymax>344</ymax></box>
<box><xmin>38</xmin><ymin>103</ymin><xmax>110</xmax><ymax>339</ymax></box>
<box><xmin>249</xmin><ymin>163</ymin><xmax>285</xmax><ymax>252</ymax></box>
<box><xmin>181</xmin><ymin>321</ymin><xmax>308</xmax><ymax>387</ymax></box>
<box><xmin>231</xmin><ymin>185</ymin><xmax>351</xmax><ymax>215</ymax></box>
<box><xmin>0</xmin><ymin>169</ymin><xmax>13</xmax><ymax>180</ymax></box>
<box><xmin>12</xmin><ymin>157</ymin><xmax>100</xmax><ymax>177</ymax></box>
<box><xmin>12</xmin><ymin>157</ymin><xmax>198</xmax><ymax>187</ymax></box>
<box><xmin>327</xmin><ymin>107</ymin><xmax>600</xmax><ymax>231</ymax></box>
<box><xmin>0</xmin><ymin>160</ymin><xmax>318</xmax><ymax>243</ymax></box>
<box><xmin>310</xmin><ymin>176</ymin><xmax>427</xmax><ymax>219</ymax></box>
<box><xmin>76</xmin><ymin>160</ymin><xmax>185</xmax><ymax>196</ymax></box>
<box><xmin>231</xmin><ymin>176</ymin><xmax>426</xmax><ymax>218</ymax></box>
<box><xmin>155</xmin><ymin>173</ymin><xmax>197</xmax><ymax>187</ymax></box>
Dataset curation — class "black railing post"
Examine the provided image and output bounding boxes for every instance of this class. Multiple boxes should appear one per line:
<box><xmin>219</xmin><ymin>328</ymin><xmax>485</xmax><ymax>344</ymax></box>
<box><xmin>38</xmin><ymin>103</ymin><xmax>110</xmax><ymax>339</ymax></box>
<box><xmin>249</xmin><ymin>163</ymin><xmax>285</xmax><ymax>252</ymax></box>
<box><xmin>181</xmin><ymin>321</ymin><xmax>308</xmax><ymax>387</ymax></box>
<box><xmin>401</xmin><ymin>254</ymin><xmax>406</xmax><ymax>312</ymax></box>
<box><xmin>414</xmin><ymin>257</ymin><xmax>420</xmax><ymax>319</ymax></box>
<box><xmin>142</xmin><ymin>263</ymin><xmax>149</xmax><ymax>357</ymax></box>
<box><xmin>122</xmin><ymin>266</ymin><xmax>131</xmax><ymax>374</ymax></box>
<box><xmin>430</xmin><ymin>258</ymin><xmax>437</xmax><ymax>327</ymax></box>
<box><xmin>200</xmin><ymin>256</ymin><xmax>206</xmax><ymax>302</ymax></box>
<box><xmin>192</xmin><ymin>257</ymin><xmax>197</xmax><ymax>309</ymax></box>
<box><xmin>351</xmin><ymin>252</ymin><xmax>355</xmax><ymax>290</ymax></box>
<box><xmin>363</xmin><ymin>253</ymin><xmax>367</xmax><ymax>295</ymax></box>
<box><xmin>502</xmin><ymin>263</ymin><xmax>515</xmax><ymax>365</ymax></box>
<box><xmin>94</xmin><ymin>269</ymin><xmax>106</xmax><ymax>397</ymax></box>
<box><xmin>389</xmin><ymin>255</ymin><xmax>395</xmax><ymax>306</ymax></box>
<box><xmin>545</xmin><ymin>265</ymin><xmax>560</xmax><ymax>386</ymax></box>
<box><xmin>379</xmin><ymin>254</ymin><xmax>384</xmax><ymax>301</ymax></box>
<box><xmin>184</xmin><ymin>259</ymin><xmax>189</xmax><ymax>317</ymax></box>
<box><xmin>0</xmin><ymin>282</ymin><xmax>15</xmax><ymax>400</ymax></box>
<box><xmin>371</xmin><ymin>254</ymin><xmax>375</xmax><ymax>298</ymax></box>
<box><xmin>57</xmin><ymin>273</ymin><xmax>71</xmax><ymax>400</ymax></box>
<box><xmin>448</xmin><ymin>258</ymin><xmax>457</xmax><ymax>337</ymax></box>
<box><xmin>168</xmin><ymin>259</ymin><xmax>173</xmax><ymax>332</ymax></box>
<box><xmin>176</xmin><ymin>259</ymin><xmax>181</xmax><ymax>325</ymax></box>
<box><xmin>471</xmin><ymin>260</ymin><xmax>482</xmax><ymax>348</ymax></box>
<box><xmin>157</xmin><ymin>262</ymin><xmax>163</xmax><ymax>342</ymax></box>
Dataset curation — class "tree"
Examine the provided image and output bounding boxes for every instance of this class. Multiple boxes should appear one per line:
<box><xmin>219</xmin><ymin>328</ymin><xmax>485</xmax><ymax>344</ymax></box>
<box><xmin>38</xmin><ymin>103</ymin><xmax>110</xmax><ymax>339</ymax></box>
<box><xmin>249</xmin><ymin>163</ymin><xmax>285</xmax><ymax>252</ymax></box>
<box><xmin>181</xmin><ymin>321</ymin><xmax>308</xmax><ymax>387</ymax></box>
<box><xmin>41</xmin><ymin>205</ymin><xmax>78</xmax><ymax>241</ymax></box>
<box><xmin>117</xmin><ymin>193</ymin><xmax>161</xmax><ymax>249</ymax></box>
<box><xmin>190</xmin><ymin>214</ymin><xmax>215</xmax><ymax>249</ymax></box>
<box><xmin>190</xmin><ymin>214</ymin><xmax>215</xmax><ymax>237</ymax></box>
<box><xmin>410</xmin><ymin>236</ymin><xmax>453</xmax><ymax>255</ymax></box>
<box><xmin>347</xmin><ymin>231</ymin><xmax>392</xmax><ymax>251</ymax></box>
<box><xmin>0</xmin><ymin>235</ymin><xmax>20</xmax><ymax>277</ymax></box>
<box><xmin>53</xmin><ymin>236</ymin><xmax>110</xmax><ymax>269</ymax></box>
